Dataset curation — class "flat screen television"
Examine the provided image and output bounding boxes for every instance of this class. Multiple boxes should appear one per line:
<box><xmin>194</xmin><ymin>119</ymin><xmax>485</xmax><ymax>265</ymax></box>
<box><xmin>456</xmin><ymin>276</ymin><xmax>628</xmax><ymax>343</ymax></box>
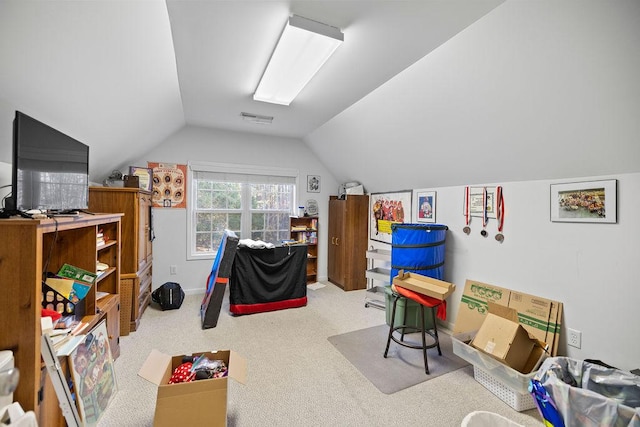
<box><xmin>11</xmin><ymin>111</ymin><xmax>89</xmax><ymax>213</ymax></box>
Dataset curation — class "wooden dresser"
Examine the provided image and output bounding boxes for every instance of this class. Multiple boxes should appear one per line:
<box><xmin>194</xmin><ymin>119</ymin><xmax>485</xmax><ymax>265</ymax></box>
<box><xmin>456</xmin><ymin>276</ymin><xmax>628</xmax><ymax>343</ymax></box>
<box><xmin>89</xmin><ymin>187</ymin><xmax>153</xmax><ymax>334</ymax></box>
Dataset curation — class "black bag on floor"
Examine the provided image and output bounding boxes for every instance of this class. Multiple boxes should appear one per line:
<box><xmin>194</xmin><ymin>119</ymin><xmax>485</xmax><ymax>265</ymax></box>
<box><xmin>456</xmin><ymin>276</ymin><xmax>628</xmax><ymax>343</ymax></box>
<box><xmin>152</xmin><ymin>282</ymin><xmax>185</xmax><ymax>310</ymax></box>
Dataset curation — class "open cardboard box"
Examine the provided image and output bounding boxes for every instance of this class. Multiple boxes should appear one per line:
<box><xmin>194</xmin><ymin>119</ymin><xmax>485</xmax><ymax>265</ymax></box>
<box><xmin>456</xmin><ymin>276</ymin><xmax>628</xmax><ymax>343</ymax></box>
<box><xmin>470</xmin><ymin>303</ymin><xmax>547</xmax><ymax>373</ymax></box>
<box><xmin>392</xmin><ymin>270</ymin><xmax>456</xmax><ymax>300</ymax></box>
<box><xmin>139</xmin><ymin>349</ymin><xmax>247</xmax><ymax>427</ymax></box>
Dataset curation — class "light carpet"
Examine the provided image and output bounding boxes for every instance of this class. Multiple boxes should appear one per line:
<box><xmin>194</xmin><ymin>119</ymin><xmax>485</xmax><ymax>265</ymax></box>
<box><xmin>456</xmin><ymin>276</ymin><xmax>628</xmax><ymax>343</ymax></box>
<box><xmin>328</xmin><ymin>324</ymin><xmax>469</xmax><ymax>394</ymax></box>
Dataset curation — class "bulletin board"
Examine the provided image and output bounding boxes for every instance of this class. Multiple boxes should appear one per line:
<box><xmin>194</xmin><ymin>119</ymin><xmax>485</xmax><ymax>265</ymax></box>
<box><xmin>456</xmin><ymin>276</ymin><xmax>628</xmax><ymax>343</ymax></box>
<box><xmin>148</xmin><ymin>162</ymin><xmax>187</xmax><ymax>208</ymax></box>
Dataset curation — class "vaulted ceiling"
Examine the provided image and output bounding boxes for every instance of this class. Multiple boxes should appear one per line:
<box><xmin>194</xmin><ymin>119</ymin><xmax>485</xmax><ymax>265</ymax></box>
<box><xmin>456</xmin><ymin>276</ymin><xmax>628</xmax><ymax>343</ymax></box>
<box><xmin>0</xmin><ymin>0</ymin><xmax>504</xmax><ymax>181</ymax></box>
<box><xmin>1</xmin><ymin>1</ymin><xmax>638</xmax><ymax>189</ymax></box>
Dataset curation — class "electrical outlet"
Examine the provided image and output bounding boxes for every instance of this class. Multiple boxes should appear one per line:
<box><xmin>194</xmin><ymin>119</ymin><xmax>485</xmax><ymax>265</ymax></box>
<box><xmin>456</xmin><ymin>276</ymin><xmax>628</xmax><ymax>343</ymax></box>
<box><xmin>170</xmin><ymin>265</ymin><xmax>177</xmax><ymax>275</ymax></box>
<box><xmin>568</xmin><ymin>328</ymin><xmax>582</xmax><ymax>349</ymax></box>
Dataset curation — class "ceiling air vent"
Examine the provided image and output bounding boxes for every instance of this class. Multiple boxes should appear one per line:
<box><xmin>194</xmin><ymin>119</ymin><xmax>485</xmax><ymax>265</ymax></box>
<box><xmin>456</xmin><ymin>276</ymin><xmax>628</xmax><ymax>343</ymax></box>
<box><xmin>241</xmin><ymin>112</ymin><xmax>273</xmax><ymax>125</ymax></box>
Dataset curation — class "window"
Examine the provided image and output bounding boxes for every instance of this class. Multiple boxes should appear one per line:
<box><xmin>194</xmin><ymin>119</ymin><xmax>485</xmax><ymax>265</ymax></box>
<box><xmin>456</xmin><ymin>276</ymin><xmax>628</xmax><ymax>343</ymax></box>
<box><xmin>188</xmin><ymin>162</ymin><xmax>298</xmax><ymax>259</ymax></box>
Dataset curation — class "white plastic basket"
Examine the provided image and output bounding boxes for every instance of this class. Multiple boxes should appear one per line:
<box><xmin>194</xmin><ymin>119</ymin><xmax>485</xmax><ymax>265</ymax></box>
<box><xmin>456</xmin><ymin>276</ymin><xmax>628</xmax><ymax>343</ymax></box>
<box><xmin>473</xmin><ymin>366</ymin><xmax>536</xmax><ymax>411</ymax></box>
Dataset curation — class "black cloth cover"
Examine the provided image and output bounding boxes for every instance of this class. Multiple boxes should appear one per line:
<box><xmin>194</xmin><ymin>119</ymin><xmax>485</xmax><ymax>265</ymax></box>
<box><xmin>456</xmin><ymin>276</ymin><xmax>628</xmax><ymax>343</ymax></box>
<box><xmin>229</xmin><ymin>245</ymin><xmax>307</xmax><ymax>310</ymax></box>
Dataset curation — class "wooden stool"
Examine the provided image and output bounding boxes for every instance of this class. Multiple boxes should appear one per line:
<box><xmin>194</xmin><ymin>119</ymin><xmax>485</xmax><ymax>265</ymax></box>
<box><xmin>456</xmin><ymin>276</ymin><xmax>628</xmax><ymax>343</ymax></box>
<box><xmin>383</xmin><ymin>284</ymin><xmax>442</xmax><ymax>374</ymax></box>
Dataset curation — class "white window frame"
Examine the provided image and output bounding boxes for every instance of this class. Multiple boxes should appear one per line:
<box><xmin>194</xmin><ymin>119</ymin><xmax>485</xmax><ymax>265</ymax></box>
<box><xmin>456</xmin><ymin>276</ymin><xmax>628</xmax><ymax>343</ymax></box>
<box><xmin>187</xmin><ymin>161</ymin><xmax>299</xmax><ymax>260</ymax></box>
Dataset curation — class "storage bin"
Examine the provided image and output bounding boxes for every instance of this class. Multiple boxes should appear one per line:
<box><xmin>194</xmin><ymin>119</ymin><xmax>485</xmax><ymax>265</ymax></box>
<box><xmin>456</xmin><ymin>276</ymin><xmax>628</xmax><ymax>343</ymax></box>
<box><xmin>390</xmin><ymin>223</ymin><xmax>448</xmax><ymax>281</ymax></box>
<box><xmin>384</xmin><ymin>285</ymin><xmax>434</xmax><ymax>330</ymax></box>
<box><xmin>387</xmin><ymin>223</ymin><xmax>448</xmax><ymax>330</ymax></box>
<box><xmin>452</xmin><ymin>333</ymin><xmax>540</xmax><ymax>411</ymax></box>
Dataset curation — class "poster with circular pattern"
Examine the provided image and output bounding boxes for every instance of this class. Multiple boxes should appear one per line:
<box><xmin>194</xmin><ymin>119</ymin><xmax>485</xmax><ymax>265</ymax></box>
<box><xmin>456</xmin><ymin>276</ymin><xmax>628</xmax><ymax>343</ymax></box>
<box><xmin>147</xmin><ymin>162</ymin><xmax>187</xmax><ymax>208</ymax></box>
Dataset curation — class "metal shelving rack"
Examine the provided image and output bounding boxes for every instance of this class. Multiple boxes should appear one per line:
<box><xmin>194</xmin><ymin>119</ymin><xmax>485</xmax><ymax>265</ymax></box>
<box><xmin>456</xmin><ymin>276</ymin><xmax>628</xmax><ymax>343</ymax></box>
<box><xmin>364</xmin><ymin>248</ymin><xmax>391</xmax><ymax>309</ymax></box>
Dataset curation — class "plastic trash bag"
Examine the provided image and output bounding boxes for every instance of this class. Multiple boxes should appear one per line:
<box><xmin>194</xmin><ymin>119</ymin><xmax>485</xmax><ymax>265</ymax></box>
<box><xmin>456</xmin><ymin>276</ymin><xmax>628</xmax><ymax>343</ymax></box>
<box><xmin>535</xmin><ymin>357</ymin><xmax>640</xmax><ymax>427</ymax></box>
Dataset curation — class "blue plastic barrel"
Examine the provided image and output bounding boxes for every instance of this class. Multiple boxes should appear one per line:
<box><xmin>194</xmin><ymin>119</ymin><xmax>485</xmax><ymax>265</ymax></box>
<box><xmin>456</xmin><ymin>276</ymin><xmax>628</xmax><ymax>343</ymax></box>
<box><xmin>390</xmin><ymin>223</ymin><xmax>448</xmax><ymax>282</ymax></box>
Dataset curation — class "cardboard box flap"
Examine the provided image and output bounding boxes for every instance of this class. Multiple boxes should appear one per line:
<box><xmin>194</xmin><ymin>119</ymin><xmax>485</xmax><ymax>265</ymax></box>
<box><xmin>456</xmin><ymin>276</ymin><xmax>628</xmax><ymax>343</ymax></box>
<box><xmin>486</xmin><ymin>302</ymin><xmax>519</xmax><ymax>323</ymax></box>
<box><xmin>228</xmin><ymin>350</ymin><xmax>247</xmax><ymax>384</ymax></box>
<box><xmin>392</xmin><ymin>270</ymin><xmax>456</xmax><ymax>301</ymax></box>
<box><xmin>139</xmin><ymin>349</ymin><xmax>173</xmax><ymax>386</ymax></box>
<box><xmin>522</xmin><ymin>339</ymin><xmax>549</xmax><ymax>374</ymax></box>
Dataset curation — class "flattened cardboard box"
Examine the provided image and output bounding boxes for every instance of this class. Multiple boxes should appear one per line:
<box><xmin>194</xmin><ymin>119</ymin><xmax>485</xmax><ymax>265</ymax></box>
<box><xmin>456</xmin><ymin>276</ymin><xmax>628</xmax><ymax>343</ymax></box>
<box><xmin>392</xmin><ymin>270</ymin><xmax>456</xmax><ymax>300</ymax></box>
<box><xmin>139</xmin><ymin>349</ymin><xmax>247</xmax><ymax>427</ymax></box>
<box><xmin>454</xmin><ymin>279</ymin><xmax>562</xmax><ymax>355</ymax></box>
<box><xmin>453</xmin><ymin>280</ymin><xmax>510</xmax><ymax>334</ymax></box>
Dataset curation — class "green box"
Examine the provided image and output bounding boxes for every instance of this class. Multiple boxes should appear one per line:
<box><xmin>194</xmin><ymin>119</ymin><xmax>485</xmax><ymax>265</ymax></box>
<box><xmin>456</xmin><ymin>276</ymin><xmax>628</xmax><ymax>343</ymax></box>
<box><xmin>384</xmin><ymin>286</ymin><xmax>435</xmax><ymax>331</ymax></box>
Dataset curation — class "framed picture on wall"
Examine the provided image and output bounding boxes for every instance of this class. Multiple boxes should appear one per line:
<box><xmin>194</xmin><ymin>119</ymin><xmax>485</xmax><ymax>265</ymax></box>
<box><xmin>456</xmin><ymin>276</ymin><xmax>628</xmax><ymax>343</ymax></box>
<box><xmin>550</xmin><ymin>179</ymin><xmax>617</xmax><ymax>223</ymax></box>
<box><xmin>307</xmin><ymin>175</ymin><xmax>320</xmax><ymax>193</ymax></box>
<box><xmin>369</xmin><ymin>190</ymin><xmax>412</xmax><ymax>244</ymax></box>
<box><xmin>413</xmin><ymin>189</ymin><xmax>436</xmax><ymax>223</ymax></box>
<box><xmin>465</xmin><ymin>186</ymin><xmax>497</xmax><ymax>219</ymax></box>
<box><xmin>148</xmin><ymin>162</ymin><xmax>187</xmax><ymax>208</ymax></box>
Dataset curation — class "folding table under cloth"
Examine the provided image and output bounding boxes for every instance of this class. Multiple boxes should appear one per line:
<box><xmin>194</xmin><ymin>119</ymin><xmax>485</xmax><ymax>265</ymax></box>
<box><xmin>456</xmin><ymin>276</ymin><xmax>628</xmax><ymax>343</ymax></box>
<box><xmin>229</xmin><ymin>245</ymin><xmax>307</xmax><ymax>315</ymax></box>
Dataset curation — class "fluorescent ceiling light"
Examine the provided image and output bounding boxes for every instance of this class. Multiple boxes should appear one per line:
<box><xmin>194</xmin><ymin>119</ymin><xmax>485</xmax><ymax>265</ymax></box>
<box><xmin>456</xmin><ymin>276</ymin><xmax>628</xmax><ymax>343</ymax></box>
<box><xmin>254</xmin><ymin>15</ymin><xmax>344</xmax><ymax>106</ymax></box>
<box><xmin>241</xmin><ymin>112</ymin><xmax>273</xmax><ymax>125</ymax></box>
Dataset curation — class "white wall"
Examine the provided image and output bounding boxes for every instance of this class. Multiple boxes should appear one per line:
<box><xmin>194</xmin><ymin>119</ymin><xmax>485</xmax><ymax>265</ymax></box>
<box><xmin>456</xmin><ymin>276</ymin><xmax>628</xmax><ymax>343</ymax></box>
<box><xmin>307</xmin><ymin>0</ymin><xmax>640</xmax><ymax>190</ymax></box>
<box><xmin>370</xmin><ymin>173</ymin><xmax>639</xmax><ymax>371</ymax></box>
<box><xmin>304</xmin><ymin>0</ymin><xmax>640</xmax><ymax>371</ymax></box>
<box><xmin>133</xmin><ymin>125</ymin><xmax>337</xmax><ymax>296</ymax></box>
<box><xmin>0</xmin><ymin>161</ymin><xmax>10</xmax><ymax>205</ymax></box>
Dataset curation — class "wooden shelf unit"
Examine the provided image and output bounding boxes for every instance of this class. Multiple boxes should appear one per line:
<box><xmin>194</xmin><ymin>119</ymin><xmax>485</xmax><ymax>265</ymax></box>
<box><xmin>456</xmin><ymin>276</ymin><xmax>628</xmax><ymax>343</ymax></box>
<box><xmin>89</xmin><ymin>187</ymin><xmax>153</xmax><ymax>334</ymax></box>
<box><xmin>0</xmin><ymin>213</ymin><xmax>122</xmax><ymax>423</ymax></box>
<box><xmin>289</xmin><ymin>216</ymin><xmax>318</xmax><ymax>283</ymax></box>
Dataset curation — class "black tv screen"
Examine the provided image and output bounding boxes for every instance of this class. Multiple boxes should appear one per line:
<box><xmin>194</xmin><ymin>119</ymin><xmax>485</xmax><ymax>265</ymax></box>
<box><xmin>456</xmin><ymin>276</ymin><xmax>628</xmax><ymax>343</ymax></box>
<box><xmin>12</xmin><ymin>111</ymin><xmax>89</xmax><ymax>213</ymax></box>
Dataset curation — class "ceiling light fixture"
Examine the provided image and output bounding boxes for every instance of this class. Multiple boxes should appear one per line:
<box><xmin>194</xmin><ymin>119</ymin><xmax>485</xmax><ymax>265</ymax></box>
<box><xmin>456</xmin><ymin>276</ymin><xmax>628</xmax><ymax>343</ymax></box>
<box><xmin>253</xmin><ymin>15</ymin><xmax>344</xmax><ymax>106</ymax></box>
<box><xmin>241</xmin><ymin>112</ymin><xmax>274</xmax><ymax>125</ymax></box>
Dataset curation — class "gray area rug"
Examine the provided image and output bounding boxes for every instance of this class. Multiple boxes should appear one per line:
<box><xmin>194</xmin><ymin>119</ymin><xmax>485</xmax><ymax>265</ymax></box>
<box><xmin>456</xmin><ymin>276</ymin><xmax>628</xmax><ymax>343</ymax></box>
<box><xmin>328</xmin><ymin>324</ymin><xmax>470</xmax><ymax>394</ymax></box>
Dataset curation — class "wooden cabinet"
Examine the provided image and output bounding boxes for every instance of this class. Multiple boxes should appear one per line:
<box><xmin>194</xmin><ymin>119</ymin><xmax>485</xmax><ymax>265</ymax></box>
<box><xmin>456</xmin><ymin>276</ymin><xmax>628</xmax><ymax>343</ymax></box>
<box><xmin>327</xmin><ymin>195</ymin><xmax>369</xmax><ymax>291</ymax></box>
<box><xmin>89</xmin><ymin>187</ymin><xmax>153</xmax><ymax>334</ymax></box>
<box><xmin>0</xmin><ymin>213</ymin><xmax>122</xmax><ymax>423</ymax></box>
<box><xmin>289</xmin><ymin>216</ymin><xmax>318</xmax><ymax>283</ymax></box>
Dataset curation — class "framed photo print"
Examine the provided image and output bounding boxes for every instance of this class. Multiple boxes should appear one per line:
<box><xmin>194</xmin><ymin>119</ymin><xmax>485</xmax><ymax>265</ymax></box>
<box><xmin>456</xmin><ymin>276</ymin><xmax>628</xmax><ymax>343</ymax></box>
<box><xmin>307</xmin><ymin>175</ymin><xmax>320</xmax><ymax>193</ymax></box>
<box><xmin>129</xmin><ymin>166</ymin><xmax>153</xmax><ymax>192</ymax></box>
<box><xmin>550</xmin><ymin>179</ymin><xmax>617</xmax><ymax>223</ymax></box>
<box><xmin>369</xmin><ymin>190</ymin><xmax>412</xmax><ymax>244</ymax></box>
<box><xmin>414</xmin><ymin>189</ymin><xmax>436</xmax><ymax>223</ymax></box>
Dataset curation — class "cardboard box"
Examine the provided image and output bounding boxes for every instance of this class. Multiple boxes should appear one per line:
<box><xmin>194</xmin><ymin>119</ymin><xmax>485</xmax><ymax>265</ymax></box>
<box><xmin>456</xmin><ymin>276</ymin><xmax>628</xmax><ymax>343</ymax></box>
<box><xmin>392</xmin><ymin>270</ymin><xmax>456</xmax><ymax>301</ymax></box>
<box><xmin>453</xmin><ymin>279</ymin><xmax>562</xmax><ymax>355</ymax></box>
<box><xmin>139</xmin><ymin>349</ymin><xmax>247</xmax><ymax>427</ymax></box>
<box><xmin>471</xmin><ymin>307</ymin><xmax>540</xmax><ymax>373</ymax></box>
